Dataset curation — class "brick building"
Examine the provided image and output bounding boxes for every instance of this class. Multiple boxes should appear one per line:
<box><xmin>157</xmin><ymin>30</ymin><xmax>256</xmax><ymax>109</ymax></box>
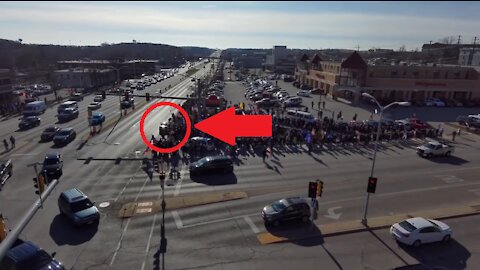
<box><xmin>295</xmin><ymin>51</ymin><xmax>480</xmax><ymax>105</ymax></box>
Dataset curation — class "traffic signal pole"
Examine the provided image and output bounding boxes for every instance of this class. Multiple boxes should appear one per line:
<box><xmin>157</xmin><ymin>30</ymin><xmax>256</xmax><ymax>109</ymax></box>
<box><xmin>0</xmin><ymin>179</ymin><xmax>59</xmax><ymax>262</ymax></box>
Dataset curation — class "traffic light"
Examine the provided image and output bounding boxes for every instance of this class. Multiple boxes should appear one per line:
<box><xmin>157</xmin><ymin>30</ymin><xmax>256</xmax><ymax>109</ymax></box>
<box><xmin>308</xmin><ymin>181</ymin><xmax>317</xmax><ymax>198</ymax></box>
<box><xmin>33</xmin><ymin>176</ymin><xmax>45</xmax><ymax>195</ymax></box>
<box><xmin>316</xmin><ymin>179</ymin><xmax>324</xmax><ymax>197</ymax></box>
<box><xmin>367</xmin><ymin>177</ymin><xmax>378</xmax><ymax>193</ymax></box>
<box><xmin>146</xmin><ymin>92</ymin><xmax>150</xmax><ymax>101</ymax></box>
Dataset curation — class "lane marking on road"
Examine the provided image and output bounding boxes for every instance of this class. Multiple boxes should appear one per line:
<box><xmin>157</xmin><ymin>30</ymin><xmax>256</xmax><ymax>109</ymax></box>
<box><xmin>10</xmin><ymin>153</ymin><xmax>40</xmax><ymax>157</ymax></box>
<box><xmin>174</xmin><ymin>168</ymin><xmax>186</xmax><ymax>197</ymax></box>
<box><xmin>111</xmin><ymin>176</ymin><xmax>151</xmax><ymax>266</ymax></box>
<box><xmin>181</xmin><ymin>213</ymin><xmax>257</xmax><ymax>229</ymax></box>
<box><xmin>324</xmin><ymin>206</ymin><xmax>342</xmax><ymax>220</ymax></box>
<box><xmin>109</xmin><ymin>219</ymin><xmax>131</xmax><ymax>266</ymax></box>
<box><xmin>172</xmin><ymin>210</ymin><xmax>183</xmax><ymax>229</ymax></box>
<box><xmin>141</xmin><ymin>213</ymin><xmax>158</xmax><ymax>270</ymax></box>
<box><xmin>244</xmin><ymin>216</ymin><xmax>260</xmax><ymax>234</ymax></box>
<box><xmin>113</xmin><ymin>163</ymin><xmax>143</xmax><ymax>202</ymax></box>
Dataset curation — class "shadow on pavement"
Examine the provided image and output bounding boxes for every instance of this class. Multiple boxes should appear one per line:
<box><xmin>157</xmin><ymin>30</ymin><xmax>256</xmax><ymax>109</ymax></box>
<box><xmin>265</xmin><ymin>220</ymin><xmax>324</xmax><ymax>247</ymax></box>
<box><xmin>190</xmin><ymin>172</ymin><xmax>237</xmax><ymax>185</ymax></box>
<box><xmin>49</xmin><ymin>214</ymin><xmax>98</xmax><ymax>246</ymax></box>
<box><xmin>424</xmin><ymin>156</ymin><xmax>469</xmax><ymax>166</ymax></box>
<box><xmin>399</xmin><ymin>239</ymin><xmax>470</xmax><ymax>270</ymax></box>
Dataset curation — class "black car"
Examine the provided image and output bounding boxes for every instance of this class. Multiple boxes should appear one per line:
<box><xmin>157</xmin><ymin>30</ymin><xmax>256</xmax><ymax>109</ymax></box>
<box><xmin>41</xmin><ymin>126</ymin><xmax>61</xmax><ymax>141</ymax></box>
<box><xmin>53</xmin><ymin>128</ymin><xmax>76</xmax><ymax>146</ymax></box>
<box><xmin>189</xmin><ymin>156</ymin><xmax>233</xmax><ymax>176</ymax></box>
<box><xmin>19</xmin><ymin>116</ymin><xmax>41</xmax><ymax>130</ymax></box>
<box><xmin>42</xmin><ymin>152</ymin><xmax>63</xmax><ymax>180</ymax></box>
<box><xmin>262</xmin><ymin>197</ymin><xmax>311</xmax><ymax>226</ymax></box>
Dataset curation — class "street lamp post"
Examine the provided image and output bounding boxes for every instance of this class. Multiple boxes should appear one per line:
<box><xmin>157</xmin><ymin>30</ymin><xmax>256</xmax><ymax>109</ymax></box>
<box><xmin>361</xmin><ymin>92</ymin><xmax>410</xmax><ymax>225</ymax></box>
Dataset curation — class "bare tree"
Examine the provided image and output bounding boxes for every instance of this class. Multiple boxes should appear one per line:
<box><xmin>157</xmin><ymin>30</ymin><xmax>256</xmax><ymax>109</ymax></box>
<box><xmin>399</xmin><ymin>45</ymin><xmax>406</xmax><ymax>52</ymax></box>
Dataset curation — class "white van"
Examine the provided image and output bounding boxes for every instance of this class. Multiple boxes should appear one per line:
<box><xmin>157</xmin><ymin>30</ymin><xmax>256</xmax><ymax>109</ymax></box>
<box><xmin>23</xmin><ymin>101</ymin><xmax>47</xmax><ymax>116</ymax></box>
<box><xmin>286</xmin><ymin>109</ymin><xmax>316</xmax><ymax>123</ymax></box>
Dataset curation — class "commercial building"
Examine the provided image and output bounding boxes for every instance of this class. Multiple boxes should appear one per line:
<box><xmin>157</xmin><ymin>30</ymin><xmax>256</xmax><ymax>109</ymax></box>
<box><xmin>295</xmin><ymin>51</ymin><xmax>480</xmax><ymax>105</ymax></box>
<box><xmin>52</xmin><ymin>68</ymin><xmax>116</xmax><ymax>91</ymax></box>
<box><xmin>265</xmin><ymin>46</ymin><xmax>296</xmax><ymax>75</ymax></box>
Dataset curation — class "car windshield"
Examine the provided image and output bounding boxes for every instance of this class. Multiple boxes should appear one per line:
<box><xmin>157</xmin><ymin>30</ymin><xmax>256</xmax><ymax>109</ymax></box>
<box><xmin>17</xmin><ymin>249</ymin><xmax>52</xmax><ymax>269</ymax></box>
<box><xmin>398</xmin><ymin>220</ymin><xmax>417</xmax><ymax>232</ymax></box>
<box><xmin>43</xmin><ymin>158</ymin><xmax>59</xmax><ymax>165</ymax></box>
<box><xmin>45</xmin><ymin>127</ymin><xmax>57</xmax><ymax>133</ymax></box>
<box><xmin>271</xmin><ymin>201</ymin><xmax>287</xmax><ymax>212</ymax></box>
<box><xmin>71</xmin><ymin>198</ymin><xmax>94</xmax><ymax>212</ymax></box>
<box><xmin>58</xmin><ymin>130</ymin><xmax>70</xmax><ymax>136</ymax></box>
<box><xmin>426</xmin><ymin>143</ymin><xmax>437</xmax><ymax>149</ymax></box>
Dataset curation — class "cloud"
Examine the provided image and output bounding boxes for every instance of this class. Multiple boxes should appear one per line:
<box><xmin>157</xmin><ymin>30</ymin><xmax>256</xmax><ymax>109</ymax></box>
<box><xmin>1</xmin><ymin>2</ymin><xmax>479</xmax><ymax>49</ymax></box>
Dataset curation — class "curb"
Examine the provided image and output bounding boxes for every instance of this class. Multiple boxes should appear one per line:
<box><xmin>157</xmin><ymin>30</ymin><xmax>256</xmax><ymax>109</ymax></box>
<box><xmin>257</xmin><ymin>202</ymin><xmax>480</xmax><ymax>245</ymax></box>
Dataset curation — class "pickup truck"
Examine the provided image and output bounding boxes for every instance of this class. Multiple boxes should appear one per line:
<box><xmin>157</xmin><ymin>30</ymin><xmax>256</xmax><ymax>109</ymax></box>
<box><xmin>416</xmin><ymin>141</ymin><xmax>455</xmax><ymax>158</ymax></box>
<box><xmin>0</xmin><ymin>238</ymin><xmax>65</xmax><ymax>270</ymax></box>
<box><xmin>0</xmin><ymin>159</ymin><xmax>13</xmax><ymax>190</ymax></box>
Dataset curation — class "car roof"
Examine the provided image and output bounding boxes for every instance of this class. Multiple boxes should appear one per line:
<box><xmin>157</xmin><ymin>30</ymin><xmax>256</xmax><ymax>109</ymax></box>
<box><xmin>280</xmin><ymin>197</ymin><xmax>308</xmax><ymax>206</ymax></box>
<box><xmin>405</xmin><ymin>217</ymin><xmax>432</xmax><ymax>229</ymax></box>
<box><xmin>59</xmin><ymin>127</ymin><xmax>73</xmax><ymax>132</ymax></box>
<box><xmin>45</xmin><ymin>152</ymin><xmax>61</xmax><ymax>159</ymax></box>
<box><xmin>61</xmin><ymin>188</ymin><xmax>87</xmax><ymax>202</ymax></box>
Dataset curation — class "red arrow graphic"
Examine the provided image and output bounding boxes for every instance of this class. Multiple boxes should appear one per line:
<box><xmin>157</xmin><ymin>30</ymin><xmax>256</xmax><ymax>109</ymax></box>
<box><xmin>194</xmin><ymin>106</ymin><xmax>272</xmax><ymax>145</ymax></box>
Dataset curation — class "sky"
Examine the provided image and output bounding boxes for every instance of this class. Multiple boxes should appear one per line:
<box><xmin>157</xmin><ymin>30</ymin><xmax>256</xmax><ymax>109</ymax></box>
<box><xmin>1</xmin><ymin>1</ymin><xmax>479</xmax><ymax>50</ymax></box>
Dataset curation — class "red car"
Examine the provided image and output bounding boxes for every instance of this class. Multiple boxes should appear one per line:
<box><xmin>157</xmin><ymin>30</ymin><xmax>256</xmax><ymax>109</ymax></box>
<box><xmin>407</xmin><ymin>118</ymin><xmax>429</xmax><ymax>129</ymax></box>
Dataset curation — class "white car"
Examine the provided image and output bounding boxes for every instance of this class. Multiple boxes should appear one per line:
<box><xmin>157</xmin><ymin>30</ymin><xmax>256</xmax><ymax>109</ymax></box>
<box><xmin>93</xmin><ymin>95</ymin><xmax>104</xmax><ymax>102</ymax></box>
<box><xmin>390</xmin><ymin>217</ymin><xmax>452</xmax><ymax>247</ymax></box>
<box><xmin>88</xmin><ymin>102</ymin><xmax>102</xmax><ymax>110</ymax></box>
<box><xmin>297</xmin><ymin>90</ymin><xmax>311</xmax><ymax>97</ymax></box>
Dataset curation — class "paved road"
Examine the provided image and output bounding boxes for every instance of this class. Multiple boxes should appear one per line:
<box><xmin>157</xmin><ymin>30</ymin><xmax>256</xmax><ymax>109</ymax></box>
<box><xmin>2</xmin><ymin>61</ymin><xmax>480</xmax><ymax>269</ymax></box>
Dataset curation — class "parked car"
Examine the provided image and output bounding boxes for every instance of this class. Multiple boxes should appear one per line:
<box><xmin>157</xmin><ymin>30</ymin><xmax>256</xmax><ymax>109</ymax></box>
<box><xmin>19</xmin><ymin>116</ymin><xmax>41</xmax><ymax>130</ymax></box>
<box><xmin>88</xmin><ymin>102</ymin><xmax>102</xmax><ymax>110</ymax></box>
<box><xmin>297</xmin><ymin>90</ymin><xmax>311</xmax><ymax>97</ymax></box>
<box><xmin>58</xmin><ymin>188</ymin><xmax>100</xmax><ymax>226</ymax></box>
<box><xmin>256</xmin><ymin>98</ymin><xmax>280</xmax><ymax>108</ymax></box>
<box><xmin>425</xmin><ymin>97</ymin><xmax>445</xmax><ymax>107</ymax></box>
<box><xmin>90</xmin><ymin>112</ymin><xmax>105</xmax><ymax>126</ymax></box>
<box><xmin>283</xmin><ymin>97</ymin><xmax>303</xmax><ymax>107</ymax></box>
<box><xmin>390</xmin><ymin>217</ymin><xmax>452</xmax><ymax>247</ymax></box>
<box><xmin>53</xmin><ymin>128</ymin><xmax>77</xmax><ymax>146</ymax></box>
<box><xmin>189</xmin><ymin>155</ymin><xmax>233</xmax><ymax>176</ymax></box>
<box><xmin>0</xmin><ymin>159</ymin><xmax>13</xmax><ymax>190</ymax></box>
<box><xmin>41</xmin><ymin>126</ymin><xmax>61</xmax><ymax>141</ymax></box>
<box><xmin>42</xmin><ymin>152</ymin><xmax>63</xmax><ymax>179</ymax></box>
<box><xmin>262</xmin><ymin>197</ymin><xmax>311</xmax><ymax>226</ymax></box>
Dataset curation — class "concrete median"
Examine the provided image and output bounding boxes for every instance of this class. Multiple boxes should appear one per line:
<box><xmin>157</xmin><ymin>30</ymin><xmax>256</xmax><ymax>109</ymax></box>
<box><xmin>118</xmin><ymin>191</ymin><xmax>248</xmax><ymax>218</ymax></box>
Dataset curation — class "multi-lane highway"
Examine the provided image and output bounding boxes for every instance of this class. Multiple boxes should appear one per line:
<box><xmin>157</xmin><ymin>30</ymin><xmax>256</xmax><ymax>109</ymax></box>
<box><xmin>2</xmin><ymin>60</ymin><xmax>480</xmax><ymax>270</ymax></box>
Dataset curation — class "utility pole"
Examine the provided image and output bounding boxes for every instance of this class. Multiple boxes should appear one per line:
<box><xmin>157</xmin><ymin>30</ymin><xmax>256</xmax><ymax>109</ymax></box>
<box><xmin>457</xmin><ymin>35</ymin><xmax>462</xmax><ymax>45</ymax></box>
